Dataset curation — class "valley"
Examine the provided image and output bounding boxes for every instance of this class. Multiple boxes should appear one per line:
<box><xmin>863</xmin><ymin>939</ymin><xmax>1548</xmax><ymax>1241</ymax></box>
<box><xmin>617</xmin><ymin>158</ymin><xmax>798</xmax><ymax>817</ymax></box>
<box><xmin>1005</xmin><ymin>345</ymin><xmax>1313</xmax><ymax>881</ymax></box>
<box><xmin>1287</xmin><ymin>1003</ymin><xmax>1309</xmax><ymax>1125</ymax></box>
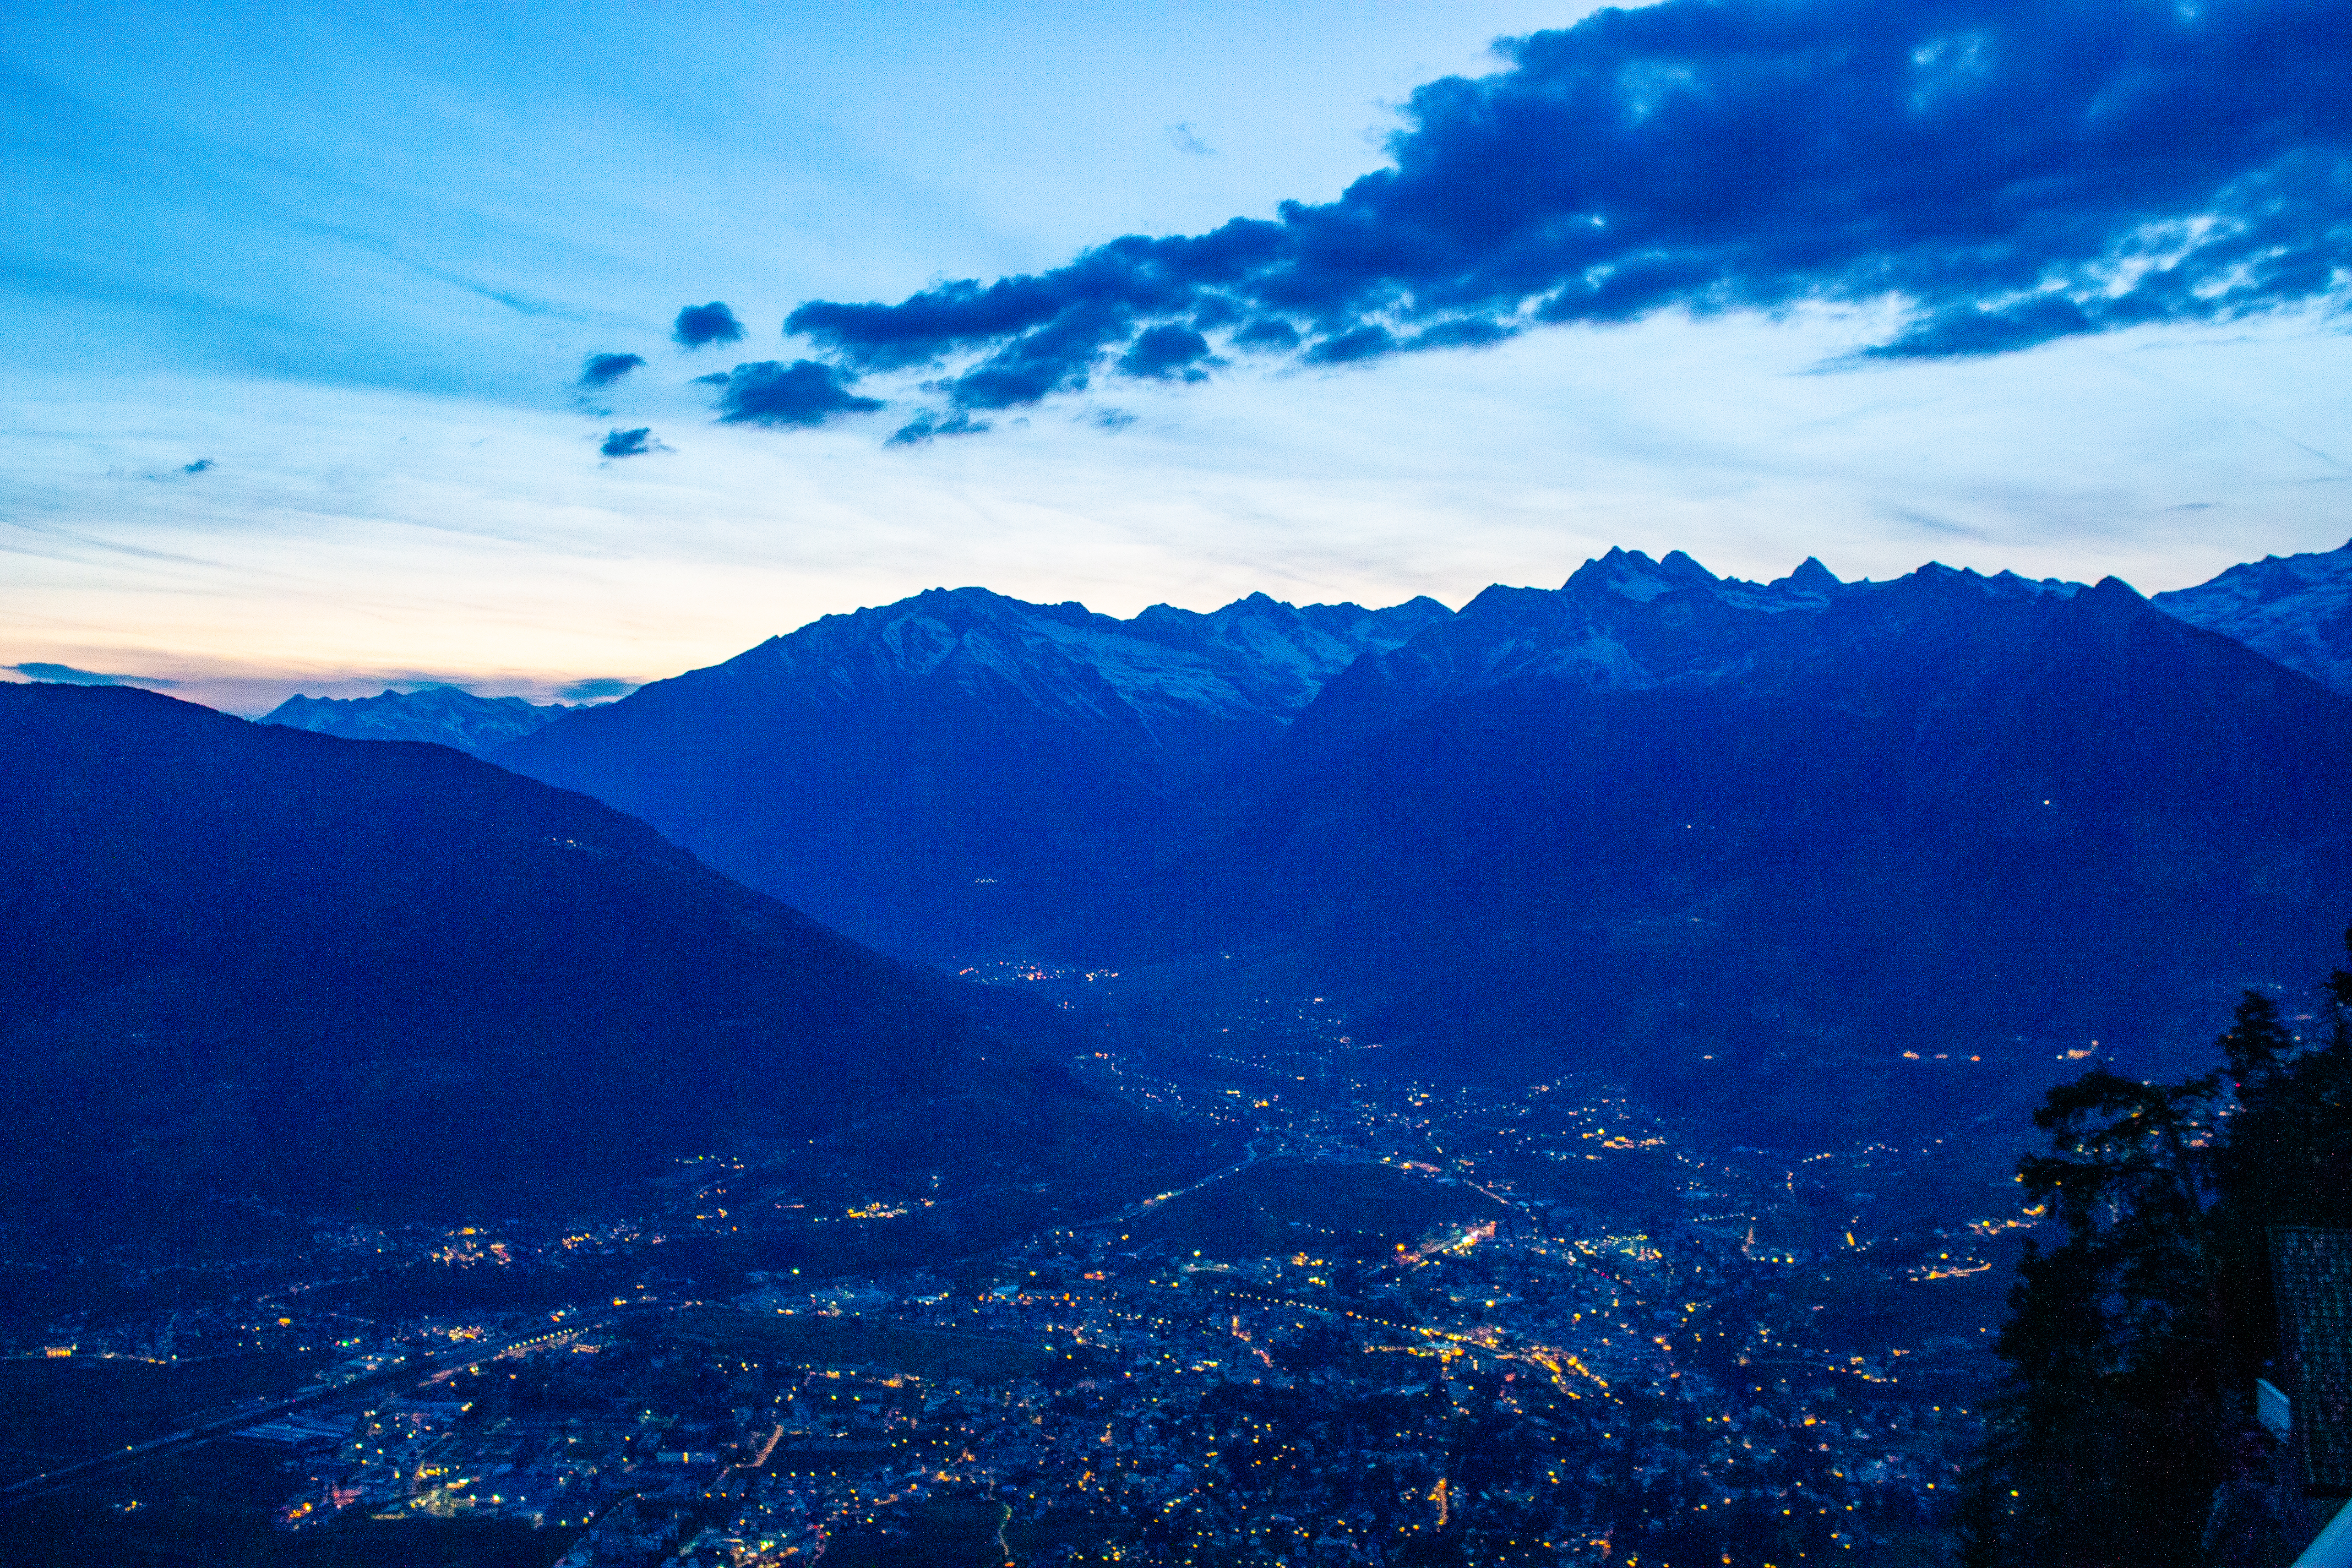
<box><xmin>1</xmin><ymin>970</ymin><xmax>2036</xmax><ymax>1567</ymax></box>
<box><xmin>8</xmin><ymin>539</ymin><xmax>2352</xmax><ymax>1565</ymax></box>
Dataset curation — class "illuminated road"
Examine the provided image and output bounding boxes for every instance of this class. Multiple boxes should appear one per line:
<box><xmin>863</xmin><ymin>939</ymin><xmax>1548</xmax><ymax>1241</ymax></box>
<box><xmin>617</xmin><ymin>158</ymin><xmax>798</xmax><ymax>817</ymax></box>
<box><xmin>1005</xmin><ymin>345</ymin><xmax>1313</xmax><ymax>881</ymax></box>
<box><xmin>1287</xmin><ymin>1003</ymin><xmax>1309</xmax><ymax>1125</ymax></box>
<box><xmin>0</xmin><ymin>1313</ymin><xmax>636</xmax><ymax>1511</ymax></box>
<box><xmin>1075</xmin><ymin>1139</ymin><xmax>1281</xmax><ymax>1231</ymax></box>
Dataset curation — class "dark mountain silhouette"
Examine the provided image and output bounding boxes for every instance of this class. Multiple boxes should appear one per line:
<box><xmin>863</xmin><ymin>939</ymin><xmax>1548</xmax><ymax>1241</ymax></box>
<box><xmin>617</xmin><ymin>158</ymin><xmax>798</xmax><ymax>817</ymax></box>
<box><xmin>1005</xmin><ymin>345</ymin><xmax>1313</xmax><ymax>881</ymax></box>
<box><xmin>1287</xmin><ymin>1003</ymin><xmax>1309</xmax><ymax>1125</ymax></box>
<box><xmin>496</xmin><ymin>548</ymin><xmax>2352</xmax><ymax>1150</ymax></box>
<box><xmin>2155</xmin><ymin>536</ymin><xmax>2352</xmax><ymax>696</ymax></box>
<box><xmin>1153</xmin><ymin>556</ymin><xmax>2352</xmax><ymax>1137</ymax></box>
<box><xmin>497</xmin><ymin>587</ymin><xmax>1448</xmax><ymax>955</ymax></box>
<box><xmin>263</xmin><ymin>684</ymin><xmax>571</xmax><ymax>756</ymax></box>
<box><xmin>0</xmin><ymin>684</ymin><xmax>1144</xmax><ymax>1229</ymax></box>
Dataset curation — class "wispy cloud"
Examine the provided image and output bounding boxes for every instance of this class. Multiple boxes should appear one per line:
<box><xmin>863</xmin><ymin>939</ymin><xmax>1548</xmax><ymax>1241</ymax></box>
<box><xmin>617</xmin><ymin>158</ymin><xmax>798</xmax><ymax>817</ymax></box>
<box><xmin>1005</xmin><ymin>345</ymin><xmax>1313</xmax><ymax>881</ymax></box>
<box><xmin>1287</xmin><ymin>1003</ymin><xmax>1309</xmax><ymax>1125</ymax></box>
<box><xmin>579</xmin><ymin>352</ymin><xmax>646</xmax><ymax>388</ymax></box>
<box><xmin>887</xmin><ymin>409</ymin><xmax>989</xmax><ymax>445</ymax></box>
<box><xmin>1166</xmin><ymin>122</ymin><xmax>1215</xmax><ymax>157</ymax></box>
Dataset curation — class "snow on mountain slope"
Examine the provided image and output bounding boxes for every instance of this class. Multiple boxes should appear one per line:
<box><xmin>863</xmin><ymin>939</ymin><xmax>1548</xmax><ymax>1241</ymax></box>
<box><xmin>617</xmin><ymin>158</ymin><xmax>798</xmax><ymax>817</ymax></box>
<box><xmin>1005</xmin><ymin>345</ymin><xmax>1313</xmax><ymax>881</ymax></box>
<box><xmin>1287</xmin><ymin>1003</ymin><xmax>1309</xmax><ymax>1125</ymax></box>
<box><xmin>1288</xmin><ymin>549</ymin><xmax>2084</xmax><ymax>754</ymax></box>
<box><xmin>720</xmin><ymin>586</ymin><xmax>1451</xmax><ymax>740</ymax></box>
<box><xmin>1124</xmin><ymin>592</ymin><xmax>1453</xmax><ymax>712</ymax></box>
<box><xmin>494</xmin><ymin>585</ymin><xmax>1455</xmax><ymax>955</ymax></box>
<box><xmin>264</xmin><ymin>685</ymin><xmax>570</xmax><ymax>756</ymax></box>
<box><xmin>1170</xmin><ymin>563</ymin><xmax>2352</xmax><ymax>1148</ymax></box>
<box><xmin>2154</xmin><ymin>538</ymin><xmax>2352</xmax><ymax>696</ymax></box>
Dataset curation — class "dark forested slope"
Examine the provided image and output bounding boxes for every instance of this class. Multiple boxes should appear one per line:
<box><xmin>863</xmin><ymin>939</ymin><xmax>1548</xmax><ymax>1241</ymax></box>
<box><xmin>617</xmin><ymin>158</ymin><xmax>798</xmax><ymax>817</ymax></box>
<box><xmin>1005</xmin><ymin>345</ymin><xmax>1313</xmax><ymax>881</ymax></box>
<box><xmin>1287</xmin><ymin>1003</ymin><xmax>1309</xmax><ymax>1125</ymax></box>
<box><xmin>0</xmin><ymin>684</ymin><xmax>1106</xmax><ymax>1223</ymax></box>
<box><xmin>1131</xmin><ymin>563</ymin><xmax>2352</xmax><ymax>1136</ymax></box>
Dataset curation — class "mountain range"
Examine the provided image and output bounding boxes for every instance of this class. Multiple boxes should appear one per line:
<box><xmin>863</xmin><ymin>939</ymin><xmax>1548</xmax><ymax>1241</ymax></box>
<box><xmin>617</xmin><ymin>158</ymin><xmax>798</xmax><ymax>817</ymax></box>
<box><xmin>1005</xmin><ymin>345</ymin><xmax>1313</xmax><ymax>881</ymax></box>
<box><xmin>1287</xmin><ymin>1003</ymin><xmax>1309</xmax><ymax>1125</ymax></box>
<box><xmin>257</xmin><ymin>536</ymin><xmax>2352</xmax><ymax>766</ymax></box>
<box><xmin>1173</xmin><ymin>554</ymin><xmax>2352</xmax><ymax>1131</ymax></box>
<box><xmin>488</xmin><ymin>547</ymin><xmax>2352</xmax><ymax>1144</ymax></box>
<box><xmin>17</xmin><ymin>538</ymin><xmax>2352</xmax><ymax>1222</ymax></box>
<box><xmin>263</xmin><ymin>683</ymin><xmax>573</xmax><ymax>756</ymax></box>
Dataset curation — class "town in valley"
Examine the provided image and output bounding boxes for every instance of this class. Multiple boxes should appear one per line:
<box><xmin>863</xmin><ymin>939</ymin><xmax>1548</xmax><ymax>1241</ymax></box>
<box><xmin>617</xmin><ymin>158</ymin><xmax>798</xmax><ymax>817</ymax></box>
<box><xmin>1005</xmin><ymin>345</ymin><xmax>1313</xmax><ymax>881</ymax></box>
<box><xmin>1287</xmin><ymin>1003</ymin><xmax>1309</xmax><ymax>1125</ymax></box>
<box><xmin>1</xmin><ymin>971</ymin><xmax>2036</xmax><ymax>1567</ymax></box>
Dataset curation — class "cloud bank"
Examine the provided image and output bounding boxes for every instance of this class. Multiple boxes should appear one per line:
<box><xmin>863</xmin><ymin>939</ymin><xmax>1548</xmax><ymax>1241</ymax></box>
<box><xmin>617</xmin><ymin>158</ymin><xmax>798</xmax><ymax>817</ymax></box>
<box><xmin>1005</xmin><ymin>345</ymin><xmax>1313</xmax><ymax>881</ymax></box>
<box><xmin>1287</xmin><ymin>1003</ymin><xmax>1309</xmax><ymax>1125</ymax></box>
<box><xmin>10</xmin><ymin>663</ymin><xmax>178</xmax><ymax>689</ymax></box>
<box><xmin>556</xmin><ymin>677</ymin><xmax>638</xmax><ymax>703</ymax></box>
<box><xmin>770</xmin><ymin>0</ymin><xmax>2351</xmax><ymax>422</ymax></box>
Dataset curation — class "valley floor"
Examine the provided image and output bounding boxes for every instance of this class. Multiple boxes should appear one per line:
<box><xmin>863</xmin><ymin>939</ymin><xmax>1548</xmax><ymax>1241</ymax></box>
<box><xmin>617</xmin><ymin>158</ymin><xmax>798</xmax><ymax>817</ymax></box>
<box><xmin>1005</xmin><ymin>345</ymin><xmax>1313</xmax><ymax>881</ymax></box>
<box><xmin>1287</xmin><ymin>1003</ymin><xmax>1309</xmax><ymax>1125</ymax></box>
<box><xmin>0</xmin><ymin>973</ymin><xmax>2027</xmax><ymax>1567</ymax></box>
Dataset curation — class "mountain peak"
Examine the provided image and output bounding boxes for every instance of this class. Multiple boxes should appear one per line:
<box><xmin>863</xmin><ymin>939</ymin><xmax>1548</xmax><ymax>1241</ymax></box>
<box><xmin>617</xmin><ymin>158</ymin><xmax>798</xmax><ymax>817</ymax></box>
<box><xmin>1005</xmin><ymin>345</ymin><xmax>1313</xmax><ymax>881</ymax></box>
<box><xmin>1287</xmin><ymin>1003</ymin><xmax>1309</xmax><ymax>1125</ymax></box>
<box><xmin>1567</xmin><ymin>547</ymin><xmax>1684</xmax><ymax>602</ymax></box>
<box><xmin>2089</xmin><ymin>574</ymin><xmax>2147</xmax><ymax>602</ymax></box>
<box><xmin>1776</xmin><ymin>557</ymin><xmax>1842</xmax><ymax>594</ymax></box>
<box><xmin>1657</xmin><ymin>549</ymin><xmax>1719</xmax><ymax>585</ymax></box>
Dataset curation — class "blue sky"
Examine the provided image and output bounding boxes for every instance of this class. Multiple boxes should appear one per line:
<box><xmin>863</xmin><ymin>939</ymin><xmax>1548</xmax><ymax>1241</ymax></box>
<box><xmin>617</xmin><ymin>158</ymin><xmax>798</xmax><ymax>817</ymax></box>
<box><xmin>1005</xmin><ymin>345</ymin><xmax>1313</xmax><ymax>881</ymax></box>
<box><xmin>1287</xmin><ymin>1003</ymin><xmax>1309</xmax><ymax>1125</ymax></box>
<box><xmin>5</xmin><ymin>0</ymin><xmax>2349</xmax><ymax>711</ymax></box>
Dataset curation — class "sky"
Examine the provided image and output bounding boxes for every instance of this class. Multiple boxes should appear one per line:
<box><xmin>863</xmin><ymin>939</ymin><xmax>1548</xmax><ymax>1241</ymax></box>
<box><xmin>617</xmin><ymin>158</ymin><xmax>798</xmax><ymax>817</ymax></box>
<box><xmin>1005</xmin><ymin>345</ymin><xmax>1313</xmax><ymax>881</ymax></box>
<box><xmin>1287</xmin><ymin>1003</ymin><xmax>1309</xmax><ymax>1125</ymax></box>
<box><xmin>4</xmin><ymin>0</ymin><xmax>2349</xmax><ymax>714</ymax></box>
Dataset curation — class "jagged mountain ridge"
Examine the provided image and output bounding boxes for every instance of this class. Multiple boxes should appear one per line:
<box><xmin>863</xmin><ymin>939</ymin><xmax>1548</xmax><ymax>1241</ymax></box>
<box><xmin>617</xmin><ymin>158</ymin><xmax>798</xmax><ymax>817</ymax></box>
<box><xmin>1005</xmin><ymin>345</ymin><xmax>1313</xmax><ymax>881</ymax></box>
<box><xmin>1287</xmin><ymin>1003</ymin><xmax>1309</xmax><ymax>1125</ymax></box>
<box><xmin>2154</xmin><ymin>537</ymin><xmax>2352</xmax><ymax>696</ymax></box>
<box><xmin>1121</xmin><ymin>561</ymin><xmax>2352</xmax><ymax>1140</ymax></box>
<box><xmin>497</xmin><ymin>587</ymin><xmax>1450</xmax><ymax>954</ymax></box>
<box><xmin>34</xmin><ymin>543</ymin><xmax>2349</xmax><ymax>1235</ymax></box>
<box><xmin>494</xmin><ymin>546</ymin><xmax>2352</xmax><ymax>1148</ymax></box>
<box><xmin>264</xmin><ymin>683</ymin><xmax>571</xmax><ymax>756</ymax></box>
<box><xmin>1286</xmin><ymin>548</ymin><xmax>2080</xmax><ymax>753</ymax></box>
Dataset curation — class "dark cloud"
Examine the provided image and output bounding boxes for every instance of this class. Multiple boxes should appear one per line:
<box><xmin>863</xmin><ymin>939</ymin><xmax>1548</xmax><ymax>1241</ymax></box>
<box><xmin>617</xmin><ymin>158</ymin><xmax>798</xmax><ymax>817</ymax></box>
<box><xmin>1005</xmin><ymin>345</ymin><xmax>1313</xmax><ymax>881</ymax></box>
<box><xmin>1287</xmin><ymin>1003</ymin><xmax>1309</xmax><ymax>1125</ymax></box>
<box><xmin>181</xmin><ymin>458</ymin><xmax>214</xmax><ymax>474</ymax></box>
<box><xmin>1119</xmin><ymin>324</ymin><xmax>1214</xmax><ymax>379</ymax></box>
<box><xmin>600</xmin><ymin>427</ymin><xmax>656</xmax><ymax>458</ymax></box>
<box><xmin>556</xmin><ymin>677</ymin><xmax>637</xmax><ymax>701</ymax></box>
<box><xmin>1303</xmin><ymin>325</ymin><xmax>1392</xmax><ymax>365</ymax></box>
<box><xmin>1167</xmin><ymin>123</ymin><xmax>1215</xmax><ymax>157</ymax></box>
<box><xmin>711</xmin><ymin>360</ymin><xmax>884</xmax><ymax>427</ymax></box>
<box><xmin>10</xmin><ymin>662</ymin><xmax>177</xmax><ymax>689</ymax></box>
<box><xmin>888</xmin><ymin>409</ymin><xmax>990</xmax><ymax>445</ymax></box>
<box><xmin>1092</xmin><ymin>407</ymin><xmax>1137</xmax><ymax>432</ymax></box>
<box><xmin>781</xmin><ymin>0</ymin><xmax>2352</xmax><ymax>421</ymax></box>
<box><xmin>1231</xmin><ymin>318</ymin><xmax>1300</xmax><ymax>352</ymax></box>
<box><xmin>673</xmin><ymin>302</ymin><xmax>746</xmax><ymax>350</ymax></box>
<box><xmin>580</xmin><ymin>352</ymin><xmax>646</xmax><ymax>388</ymax></box>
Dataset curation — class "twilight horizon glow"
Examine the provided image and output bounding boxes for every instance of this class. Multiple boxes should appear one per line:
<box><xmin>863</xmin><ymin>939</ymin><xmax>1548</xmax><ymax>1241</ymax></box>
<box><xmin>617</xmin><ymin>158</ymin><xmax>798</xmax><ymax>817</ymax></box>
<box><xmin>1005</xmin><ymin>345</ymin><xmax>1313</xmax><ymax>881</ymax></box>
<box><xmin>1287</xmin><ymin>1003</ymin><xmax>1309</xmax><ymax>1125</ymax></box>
<box><xmin>4</xmin><ymin>0</ymin><xmax>2349</xmax><ymax>714</ymax></box>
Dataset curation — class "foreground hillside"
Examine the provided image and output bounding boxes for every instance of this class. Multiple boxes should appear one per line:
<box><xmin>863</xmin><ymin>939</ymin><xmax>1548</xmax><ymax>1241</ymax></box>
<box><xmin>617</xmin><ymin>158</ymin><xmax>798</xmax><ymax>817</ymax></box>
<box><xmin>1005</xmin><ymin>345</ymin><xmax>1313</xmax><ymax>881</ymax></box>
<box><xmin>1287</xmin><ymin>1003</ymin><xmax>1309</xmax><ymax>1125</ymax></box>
<box><xmin>0</xmin><ymin>684</ymin><xmax>1164</xmax><ymax>1235</ymax></box>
